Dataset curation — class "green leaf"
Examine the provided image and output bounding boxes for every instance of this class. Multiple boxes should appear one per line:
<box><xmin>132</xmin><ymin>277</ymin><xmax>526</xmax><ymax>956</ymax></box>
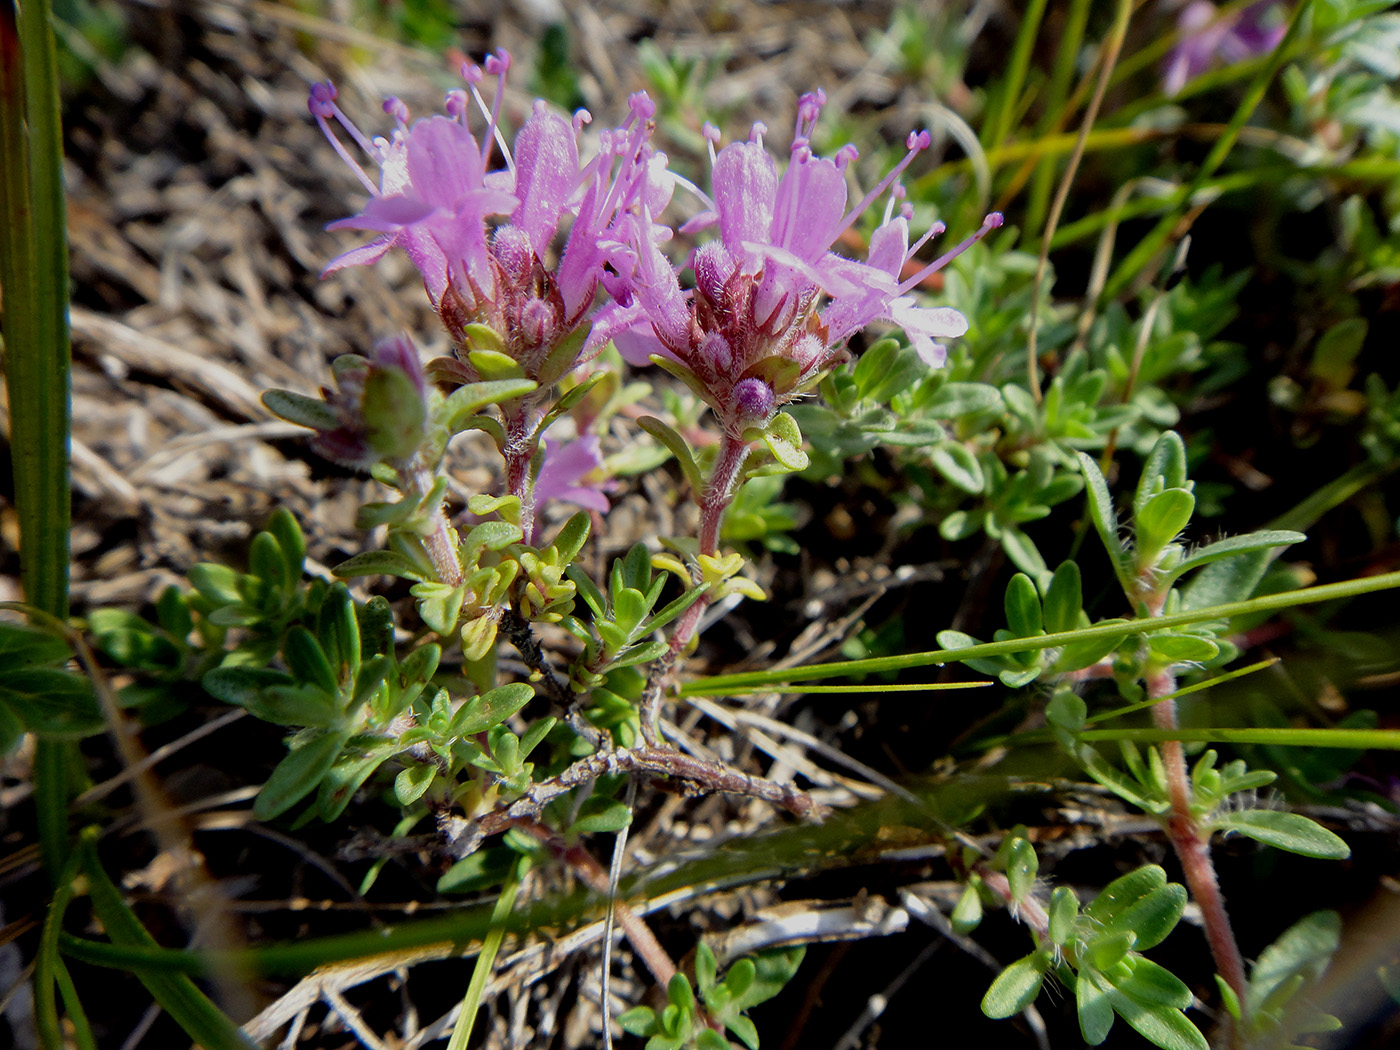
<box><xmin>548</xmin><ymin>512</ymin><xmax>591</xmax><ymax>563</ymax></box>
<box><xmin>1003</xmin><ymin>573</ymin><xmax>1043</xmax><ymax>638</ymax></box>
<box><xmin>732</xmin><ymin>946</ymin><xmax>803</xmax><ymax>1011</ymax></box>
<box><xmin>1078</xmin><ymin>453</ymin><xmax>1130</xmax><ymax>590</ymax></box>
<box><xmin>1090</xmin><ymin>931</ymin><xmax>1136</xmax><ymax>971</ymax></box>
<box><xmin>1005</xmin><ymin>835</ymin><xmax>1038</xmax><ymax>902</ymax></box>
<box><xmin>1135</xmin><ymin>431</ymin><xmax>1189</xmax><ymax>518</ymax></box>
<box><xmin>261</xmin><ymin>388</ymin><xmax>338</xmax><ymax>430</ymax></box>
<box><xmin>334</xmin><ymin>550</ymin><xmax>427</xmax><ymax>582</ymax></box>
<box><xmin>1085</xmin><ymin>866</ymin><xmax>1168</xmax><ymax>924</ymax></box>
<box><xmin>1162</xmin><ymin>531</ymin><xmax>1306</xmax><ymax>585</ymax></box>
<box><xmin>617</xmin><ymin>1006</ymin><xmax>658</xmax><ymax>1038</ymax></box>
<box><xmin>394</xmin><ymin>763</ymin><xmax>435</xmax><ymax>806</ymax></box>
<box><xmin>467</xmin><ymin>347</ymin><xmax>525</xmax><ymax>380</ymax></box>
<box><xmin>851</xmin><ymin>337</ymin><xmax>898</xmax><ymax>398</ymax></box>
<box><xmin>464</xmin><ymin>519</ymin><xmax>524</xmax><ymax>555</ymax></box>
<box><xmin>1136</xmin><ymin>488</ymin><xmax>1195</xmax><ymax>562</ymax></box>
<box><xmin>569</xmin><ymin>799</ymin><xmax>633</xmax><ymax>836</ymax></box>
<box><xmin>411</xmin><ymin>581</ymin><xmax>467</xmax><ymax>636</ymax></box>
<box><xmin>1077</xmin><ymin>969</ymin><xmax>1115</xmax><ymax>1045</ymax></box>
<box><xmin>1246</xmin><ymin>911</ymin><xmax>1341</xmax><ymax>1020</ymax></box>
<box><xmin>1147</xmin><ymin>633</ymin><xmax>1220</xmax><ymax>664</ymax></box>
<box><xmin>1042</xmin><ymin>561</ymin><xmax>1083</xmax><ymax>635</ymax></box>
<box><xmin>951</xmin><ymin>882</ymin><xmax>983</xmax><ymax>934</ymax></box>
<box><xmin>637</xmin><ymin>415</ymin><xmax>705</xmax><ymax>496</ymax></box>
<box><xmin>921</xmin><ymin>381</ymin><xmax>1003</xmax><ymax>418</ymax></box>
<box><xmin>283</xmin><ymin>627</ymin><xmax>339</xmax><ymax>695</ymax></box>
<box><xmin>1188</xmin><ymin>553</ymin><xmax>1277</xmax><ymax>619</ymax></box>
<box><xmin>187</xmin><ymin>563</ymin><xmax>244</xmax><ymax>606</ymax></box>
<box><xmin>695</xmin><ymin>941</ymin><xmax>717</xmax><ymax>996</ymax></box>
<box><xmin>438</xmin><ymin>847</ymin><xmax>516</xmax><ymax>895</ymax></box>
<box><xmin>1097</xmin><ymin>883</ymin><xmax>1186</xmax><ymax>952</ymax></box>
<box><xmin>1104</xmin><ymin>986</ymin><xmax>1207</xmax><ymax>1050</ymax></box>
<box><xmin>518</xmin><ymin>717</ymin><xmax>556</xmax><ymax>761</ymax></box>
<box><xmin>981</xmin><ymin>953</ymin><xmax>1047</xmax><ymax>1019</ymax></box>
<box><xmin>447</xmin><ymin>683</ymin><xmax>535</xmax><ymax>738</ymax></box>
<box><xmin>0</xmin><ymin>669</ymin><xmax>102</xmax><ymax>738</ymax></box>
<box><xmin>1213</xmin><ymin>810</ymin><xmax>1350</xmax><ymax>859</ymax></box>
<box><xmin>1046</xmin><ymin>690</ymin><xmax>1086</xmax><ymax>733</ymax></box>
<box><xmin>723</xmin><ymin>1014</ymin><xmax>759</xmax><ymax>1050</ymax></box>
<box><xmin>0</xmin><ymin>620</ymin><xmax>72</xmax><ymax>667</ymax></box>
<box><xmin>1112</xmin><ymin>958</ymin><xmax>1192</xmax><ymax>1009</ymax></box>
<box><xmin>363</xmin><ymin>366</ymin><xmax>427</xmax><ymax>460</ymax></box>
<box><xmin>265</xmin><ymin>509</ymin><xmax>307</xmax><ymax>589</ymax></box>
<box><xmin>930</xmin><ymin>441</ymin><xmax>985</xmax><ymax>493</ymax></box>
<box><xmin>1048</xmin><ymin>886</ymin><xmax>1078</xmax><ymax>945</ymax></box>
<box><xmin>999</xmin><ymin>527</ymin><xmax>1050</xmax><ymax>590</ymax></box>
<box><xmin>760</xmin><ymin>426</ymin><xmax>809</xmax><ymax>473</ymax></box>
<box><xmin>254</xmin><ymin>732</ymin><xmax>346</xmax><ymax>821</ymax></box>
<box><xmin>241</xmin><ymin>684</ymin><xmax>343</xmax><ymax>728</ymax></box>
<box><xmin>442</xmin><ymin>379</ymin><xmax>538</xmax><ymax>432</ymax></box>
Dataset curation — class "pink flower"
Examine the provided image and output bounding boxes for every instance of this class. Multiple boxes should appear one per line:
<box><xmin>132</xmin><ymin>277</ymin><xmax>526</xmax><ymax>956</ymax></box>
<box><xmin>533</xmin><ymin>435</ymin><xmax>611</xmax><ymax>529</ymax></box>
<box><xmin>309</xmin><ymin>57</ymin><xmax>661</xmax><ymax>382</ymax></box>
<box><xmin>619</xmin><ymin>90</ymin><xmax>1000</xmax><ymax>437</ymax></box>
<box><xmin>1163</xmin><ymin>2</ymin><xmax>1287</xmax><ymax>97</ymax></box>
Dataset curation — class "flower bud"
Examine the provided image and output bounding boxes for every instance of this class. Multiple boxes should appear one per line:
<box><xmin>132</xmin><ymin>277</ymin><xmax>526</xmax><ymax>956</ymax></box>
<box><xmin>732</xmin><ymin>377</ymin><xmax>775</xmax><ymax>431</ymax></box>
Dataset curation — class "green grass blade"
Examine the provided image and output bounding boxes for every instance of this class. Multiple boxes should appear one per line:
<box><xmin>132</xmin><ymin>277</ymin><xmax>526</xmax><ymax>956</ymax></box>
<box><xmin>78</xmin><ymin>831</ymin><xmax>257</xmax><ymax>1050</ymax></box>
<box><xmin>680</xmin><ymin>571</ymin><xmax>1400</xmax><ymax>692</ymax></box>
<box><xmin>2</xmin><ymin>0</ymin><xmax>71</xmax><ymax>615</ymax></box>
<box><xmin>2</xmin><ymin>0</ymin><xmax>76</xmax><ymax>884</ymax></box>
<box><xmin>1099</xmin><ymin>0</ymin><xmax>1311</xmax><ymax>301</ymax></box>
<box><xmin>1079</xmin><ymin>727</ymin><xmax>1400</xmax><ymax>750</ymax></box>
<box><xmin>1025</xmin><ymin>0</ymin><xmax>1090</xmax><ymax>233</ymax></box>
<box><xmin>446</xmin><ymin>875</ymin><xmax>520</xmax><ymax>1050</ymax></box>
<box><xmin>982</xmin><ymin>0</ymin><xmax>1046</xmax><ymax>154</ymax></box>
<box><xmin>35</xmin><ymin>848</ymin><xmax>81</xmax><ymax>1050</ymax></box>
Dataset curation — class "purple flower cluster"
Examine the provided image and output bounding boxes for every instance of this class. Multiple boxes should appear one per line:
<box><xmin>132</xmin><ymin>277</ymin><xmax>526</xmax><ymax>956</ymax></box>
<box><xmin>310</xmin><ymin>53</ymin><xmax>659</xmax><ymax>383</ymax></box>
<box><xmin>617</xmin><ymin>90</ymin><xmax>1000</xmax><ymax>437</ymax></box>
<box><xmin>308</xmin><ymin>65</ymin><xmax>999</xmax><ymax>520</ymax></box>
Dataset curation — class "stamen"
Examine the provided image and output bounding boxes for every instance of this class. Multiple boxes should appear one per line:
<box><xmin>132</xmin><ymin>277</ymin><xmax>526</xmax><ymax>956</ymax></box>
<box><xmin>462</xmin><ymin>58</ymin><xmax>511</xmax><ymax>170</ymax></box>
<box><xmin>749</xmin><ymin>121</ymin><xmax>767</xmax><ymax>147</ymax></box>
<box><xmin>702</xmin><ymin>122</ymin><xmax>721</xmax><ymax>165</ymax></box>
<box><xmin>830</xmin><ymin>129</ymin><xmax>930</xmax><ymax>245</ymax></box>
<box><xmin>444</xmin><ymin>89</ymin><xmax>468</xmax><ymax>120</ymax></box>
<box><xmin>572</xmin><ymin>109</ymin><xmax>592</xmax><ymax>138</ymax></box>
<box><xmin>383</xmin><ymin>98</ymin><xmax>409</xmax><ymax>129</ymax></box>
<box><xmin>833</xmin><ymin>143</ymin><xmax>859</xmax><ymax>172</ymax></box>
<box><xmin>898</xmin><ymin>212</ymin><xmax>1003</xmax><ymax>293</ymax></box>
<box><xmin>308</xmin><ymin>83</ymin><xmax>380</xmax><ymax>196</ymax></box>
<box><xmin>906</xmin><ymin>219</ymin><xmax>946</xmax><ymax>263</ymax></box>
<box><xmin>794</xmin><ymin>89</ymin><xmax>826</xmax><ymax>142</ymax></box>
<box><xmin>481</xmin><ymin>49</ymin><xmax>511</xmax><ymax>167</ymax></box>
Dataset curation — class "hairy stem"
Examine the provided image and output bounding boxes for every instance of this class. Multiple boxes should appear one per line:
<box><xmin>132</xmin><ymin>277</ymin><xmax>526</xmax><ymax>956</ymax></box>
<box><xmin>642</xmin><ymin>434</ymin><xmax>751</xmax><ymax>743</ymax></box>
<box><xmin>400</xmin><ymin>461</ymin><xmax>463</xmax><ymax>589</ymax></box>
<box><xmin>1148</xmin><ymin>668</ymin><xmax>1248</xmax><ymax>1032</ymax></box>
<box><xmin>503</xmin><ymin>402</ymin><xmax>538</xmax><ymax>544</ymax></box>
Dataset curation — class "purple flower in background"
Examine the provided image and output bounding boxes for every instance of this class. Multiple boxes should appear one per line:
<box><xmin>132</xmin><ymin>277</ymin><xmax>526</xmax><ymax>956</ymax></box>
<box><xmin>1163</xmin><ymin>1</ymin><xmax>1287</xmax><ymax>97</ymax></box>
<box><xmin>618</xmin><ymin>90</ymin><xmax>1000</xmax><ymax>438</ymax></box>
<box><xmin>533</xmin><ymin>434</ymin><xmax>611</xmax><ymax>518</ymax></box>
<box><xmin>309</xmin><ymin>55</ymin><xmax>661</xmax><ymax>383</ymax></box>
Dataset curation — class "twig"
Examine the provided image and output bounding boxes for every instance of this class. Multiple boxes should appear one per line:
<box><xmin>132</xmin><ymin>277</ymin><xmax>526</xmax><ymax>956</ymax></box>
<box><xmin>499</xmin><ymin>606</ymin><xmax>605</xmax><ymax>748</ymax></box>
<box><xmin>439</xmin><ymin>745</ymin><xmax>825</xmax><ymax>860</ymax></box>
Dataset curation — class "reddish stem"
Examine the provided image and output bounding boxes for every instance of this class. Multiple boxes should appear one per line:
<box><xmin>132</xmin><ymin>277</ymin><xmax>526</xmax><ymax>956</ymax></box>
<box><xmin>502</xmin><ymin>403</ymin><xmax>538</xmax><ymax>545</ymax></box>
<box><xmin>1148</xmin><ymin>668</ymin><xmax>1248</xmax><ymax>1038</ymax></box>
